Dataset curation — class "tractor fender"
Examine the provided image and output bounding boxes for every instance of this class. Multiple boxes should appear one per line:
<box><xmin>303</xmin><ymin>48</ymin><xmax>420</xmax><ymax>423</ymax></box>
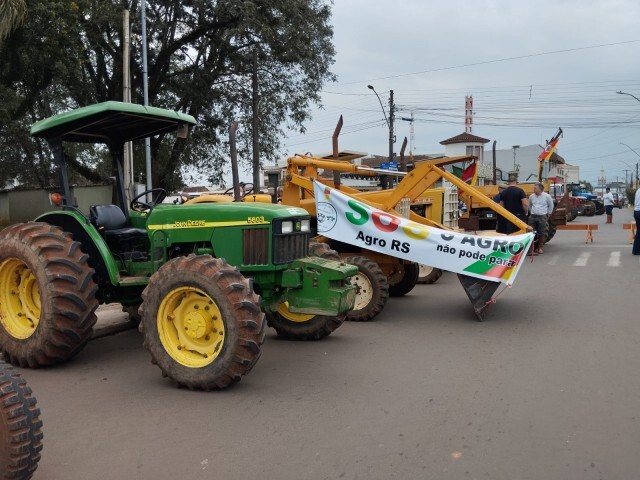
<box><xmin>35</xmin><ymin>211</ymin><xmax>120</xmax><ymax>286</ymax></box>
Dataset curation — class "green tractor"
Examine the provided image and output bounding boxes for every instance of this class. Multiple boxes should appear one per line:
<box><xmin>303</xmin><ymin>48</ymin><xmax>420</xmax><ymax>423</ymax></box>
<box><xmin>0</xmin><ymin>102</ymin><xmax>356</xmax><ymax>390</ymax></box>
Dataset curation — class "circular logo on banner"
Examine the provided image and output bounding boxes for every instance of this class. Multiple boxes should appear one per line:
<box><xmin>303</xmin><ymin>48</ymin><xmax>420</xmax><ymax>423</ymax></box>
<box><xmin>316</xmin><ymin>202</ymin><xmax>338</xmax><ymax>233</ymax></box>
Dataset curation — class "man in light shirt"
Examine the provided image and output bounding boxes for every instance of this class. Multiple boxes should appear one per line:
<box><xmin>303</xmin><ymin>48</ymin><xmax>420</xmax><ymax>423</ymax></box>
<box><xmin>633</xmin><ymin>186</ymin><xmax>640</xmax><ymax>255</ymax></box>
<box><xmin>603</xmin><ymin>187</ymin><xmax>614</xmax><ymax>224</ymax></box>
<box><xmin>528</xmin><ymin>182</ymin><xmax>555</xmax><ymax>254</ymax></box>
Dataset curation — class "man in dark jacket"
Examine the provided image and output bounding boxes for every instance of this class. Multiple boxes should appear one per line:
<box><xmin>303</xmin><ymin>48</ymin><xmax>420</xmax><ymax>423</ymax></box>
<box><xmin>498</xmin><ymin>174</ymin><xmax>528</xmax><ymax>234</ymax></box>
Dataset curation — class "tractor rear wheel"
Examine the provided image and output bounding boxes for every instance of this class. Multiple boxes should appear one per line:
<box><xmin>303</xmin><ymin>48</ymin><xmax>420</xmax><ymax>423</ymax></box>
<box><xmin>343</xmin><ymin>255</ymin><xmax>388</xmax><ymax>322</ymax></box>
<box><xmin>0</xmin><ymin>222</ymin><xmax>98</xmax><ymax>367</ymax></box>
<box><xmin>267</xmin><ymin>240</ymin><xmax>344</xmax><ymax>340</ymax></box>
<box><xmin>388</xmin><ymin>262</ymin><xmax>419</xmax><ymax>297</ymax></box>
<box><xmin>0</xmin><ymin>364</ymin><xmax>43</xmax><ymax>480</ymax></box>
<box><xmin>417</xmin><ymin>265</ymin><xmax>443</xmax><ymax>284</ymax></box>
<box><xmin>139</xmin><ymin>255</ymin><xmax>265</xmax><ymax>390</ymax></box>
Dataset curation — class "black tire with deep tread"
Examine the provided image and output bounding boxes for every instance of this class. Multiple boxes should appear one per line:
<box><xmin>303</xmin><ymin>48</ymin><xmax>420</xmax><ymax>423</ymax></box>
<box><xmin>583</xmin><ymin>201</ymin><xmax>596</xmax><ymax>217</ymax></box>
<box><xmin>545</xmin><ymin>222</ymin><xmax>557</xmax><ymax>243</ymax></box>
<box><xmin>308</xmin><ymin>240</ymin><xmax>341</xmax><ymax>261</ymax></box>
<box><xmin>0</xmin><ymin>222</ymin><xmax>98</xmax><ymax>368</ymax></box>
<box><xmin>388</xmin><ymin>262</ymin><xmax>419</xmax><ymax>297</ymax></box>
<box><xmin>122</xmin><ymin>304</ymin><xmax>142</xmax><ymax>325</ymax></box>
<box><xmin>266</xmin><ymin>240</ymin><xmax>345</xmax><ymax>340</ymax></box>
<box><xmin>139</xmin><ymin>255</ymin><xmax>265</xmax><ymax>390</ymax></box>
<box><xmin>343</xmin><ymin>255</ymin><xmax>388</xmax><ymax>322</ymax></box>
<box><xmin>417</xmin><ymin>265</ymin><xmax>444</xmax><ymax>285</ymax></box>
<box><xmin>0</xmin><ymin>364</ymin><xmax>43</xmax><ymax>480</ymax></box>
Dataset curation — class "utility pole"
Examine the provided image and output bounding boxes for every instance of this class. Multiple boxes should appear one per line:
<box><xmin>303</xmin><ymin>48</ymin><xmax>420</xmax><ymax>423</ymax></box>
<box><xmin>400</xmin><ymin>111</ymin><xmax>415</xmax><ymax>157</ymax></box>
<box><xmin>367</xmin><ymin>85</ymin><xmax>394</xmax><ymax>189</ymax></box>
<box><xmin>251</xmin><ymin>50</ymin><xmax>260</xmax><ymax>191</ymax></box>
<box><xmin>122</xmin><ymin>8</ymin><xmax>133</xmax><ymax>204</ymax></box>
<box><xmin>140</xmin><ymin>0</ymin><xmax>152</xmax><ymax>199</ymax></box>
<box><xmin>388</xmin><ymin>89</ymin><xmax>395</xmax><ymax>164</ymax></box>
<box><xmin>623</xmin><ymin>169</ymin><xmax>631</xmax><ymax>187</ymax></box>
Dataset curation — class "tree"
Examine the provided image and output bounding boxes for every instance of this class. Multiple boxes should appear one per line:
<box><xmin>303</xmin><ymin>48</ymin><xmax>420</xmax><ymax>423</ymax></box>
<box><xmin>0</xmin><ymin>0</ymin><xmax>25</xmax><ymax>44</ymax></box>
<box><xmin>0</xmin><ymin>0</ymin><xmax>336</xmax><ymax>191</ymax></box>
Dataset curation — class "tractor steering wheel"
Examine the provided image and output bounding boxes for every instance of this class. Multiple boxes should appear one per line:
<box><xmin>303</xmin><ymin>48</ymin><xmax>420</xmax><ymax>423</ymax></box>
<box><xmin>224</xmin><ymin>183</ymin><xmax>254</xmax><ymax>199</ymax></box>
<box><xmin>130</xmin><ymin>188</ymin><xmax>168</xmax><ymax>212</ymax></box>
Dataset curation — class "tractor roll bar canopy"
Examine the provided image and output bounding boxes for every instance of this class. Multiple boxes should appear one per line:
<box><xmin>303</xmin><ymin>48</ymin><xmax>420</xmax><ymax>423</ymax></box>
<box><xmin>30</xmin><ymin>101</ymin><xmax>197</xmax><ymax>143</ymax></box>
<box><xmin>29</xmin><ymin>101</ymin><xmax>197</xmax><ymax>211</ymax></box>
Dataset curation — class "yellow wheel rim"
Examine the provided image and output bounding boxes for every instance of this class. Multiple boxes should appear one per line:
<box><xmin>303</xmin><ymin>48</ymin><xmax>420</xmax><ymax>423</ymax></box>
<box><xmin>276</xmin><ymin>302</ymin><xmax>315</xmax><ymax>323</ymax></box>
<box><xmin>157</xmin><ymin>287</ymin><xmax>225</xmax><ymax>368</ymax></box>
<box><xmin>0</xmin><ymin>258</ymin><xmax>41</xmax><ymax>339</ymax></box>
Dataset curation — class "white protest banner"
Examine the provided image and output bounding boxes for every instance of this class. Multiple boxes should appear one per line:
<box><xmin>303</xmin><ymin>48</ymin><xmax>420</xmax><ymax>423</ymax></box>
<box><xmin>313</xmin><ymin>180</ymin><xmax>534</xmax><ymax>286</ymax></box>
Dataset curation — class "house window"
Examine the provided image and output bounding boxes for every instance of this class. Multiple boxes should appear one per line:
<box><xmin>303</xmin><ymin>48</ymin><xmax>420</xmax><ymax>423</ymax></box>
<box><xmin>466</xmin><ymin>146</ymin><xmax>473</xmax><ymax>155</ymax></box>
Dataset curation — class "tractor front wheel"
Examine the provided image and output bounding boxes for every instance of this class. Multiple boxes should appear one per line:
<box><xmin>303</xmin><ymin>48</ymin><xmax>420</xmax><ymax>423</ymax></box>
<box><xmin>0</xmin><ymin>222</ymin><xmax>98</xmax><ymax>367</ymax></box>
<box><xmin>267</xmin><ymin>241</ymin><xmax>345</xmax><ymax>340</ymax></box>
<box><xmin>417</xmin><ymin>265</ymin><xmax>444</xmax><ymax>284</ymax></box>
<box><xmin>388</xmin><ymin>262</ymin><xmax>419</xmax><ymax>297</ymax></box>
<box><xmin>139</xmin><ymin>255</ymin><xmax>265</xmax><ymax>390</ymax></box>
<box><xmin>0</xmin><ymin>364</ymin><xmax>43</xmax><ymax>480</ymax></box>
<box><xmin>343</xmin><ymin>256</ymin><xmax>388</xmax><ymax>322</ymax></box>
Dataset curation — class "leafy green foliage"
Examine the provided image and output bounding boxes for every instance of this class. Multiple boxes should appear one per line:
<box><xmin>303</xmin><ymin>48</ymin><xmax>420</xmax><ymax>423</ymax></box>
<box><xmin>0</xmin><ymin>0</ymin><xmax>335</xmax><ymax>190</ymax></box>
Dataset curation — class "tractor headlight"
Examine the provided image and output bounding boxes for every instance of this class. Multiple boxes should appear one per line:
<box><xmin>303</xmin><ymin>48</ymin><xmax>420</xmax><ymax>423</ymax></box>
<box><xmin>300</xmin><ymin>219</ymin><xmax>310</xmax><ymax>232</ymax></box>
<box><xmin>281</xmin><ymin>221</ymin><xmax>293</xmax><ymax>234</ymax></box>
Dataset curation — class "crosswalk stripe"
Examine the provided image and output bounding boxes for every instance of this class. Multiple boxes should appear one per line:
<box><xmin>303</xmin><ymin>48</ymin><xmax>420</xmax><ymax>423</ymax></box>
<box><xmin>573</xmin><ymin>252</ymin><xmax>591</xmax><ymax>266</ymax></box>
<box><xmin>607</xmin><ymin>251</ymin><xmax>621</xmax><ymax>267</ymax></box>
<box><xmin>547</xmin><ymin>255</ymin><xmax>560</xmax><ymax>266</ymax></box>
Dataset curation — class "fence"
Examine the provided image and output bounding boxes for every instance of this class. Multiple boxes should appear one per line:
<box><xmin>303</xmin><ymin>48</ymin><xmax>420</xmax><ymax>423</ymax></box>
<box><xmin>0</xmin><ymin>184</ymin><xmax>113</xmax><ymax>226</ymax></box>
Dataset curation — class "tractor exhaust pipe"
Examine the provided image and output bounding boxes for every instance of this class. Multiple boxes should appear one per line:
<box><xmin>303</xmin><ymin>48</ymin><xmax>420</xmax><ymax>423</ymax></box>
<box><xmin>332</xmin><ymin>115</ymin><xmax>343</xmax><ymax>190</ymax></box>
<box><xmin>399</xmin><ymin>136</ymin><xmax>408</xmax><ymax>173</ymax></box>
<box><xmin>229</xmin><ymin>121</ymin><xmax>241</xmax><ymax>202</ymax></box>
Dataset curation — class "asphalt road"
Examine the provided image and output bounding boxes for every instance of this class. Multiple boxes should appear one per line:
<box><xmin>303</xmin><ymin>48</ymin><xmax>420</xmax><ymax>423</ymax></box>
<box><xmin>20</xmin><ymin>208</ymin><xmax>640</xmax><ymax>480</ymax></box>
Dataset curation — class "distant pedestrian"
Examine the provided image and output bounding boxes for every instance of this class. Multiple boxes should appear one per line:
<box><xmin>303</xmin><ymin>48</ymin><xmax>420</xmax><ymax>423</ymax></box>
<box><xmin>633</xmin><ymin>186</ymin><xmax>640</xmax><ymax>255</ymax></box>
<box><xmin>603</xmin><ymin>187</ymin><xmax>614</xmax><ymax>224</ymax></box>
<box><xmin>498</xmin><ymin>175</ymin><xmax>528</xmax><ymax>234</ymax></box>
<box><xmin>528</xmin><ymin>182</ymin><xmax>555</xmax><ymax>254</ymax></box>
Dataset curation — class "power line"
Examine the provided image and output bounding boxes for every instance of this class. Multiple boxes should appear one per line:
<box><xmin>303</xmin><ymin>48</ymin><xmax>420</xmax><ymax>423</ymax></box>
<box><xmin>332</xmin><ymin>39</ymin><xmax>640</xmax><ymax>86</ymax></box>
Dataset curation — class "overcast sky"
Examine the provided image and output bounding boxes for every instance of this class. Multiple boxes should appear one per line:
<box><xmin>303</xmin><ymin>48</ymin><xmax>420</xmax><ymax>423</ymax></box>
<box><xmin>279</xmin><ymin>0</ymin><xmax>640</xmax><ymax>184</ymax></box>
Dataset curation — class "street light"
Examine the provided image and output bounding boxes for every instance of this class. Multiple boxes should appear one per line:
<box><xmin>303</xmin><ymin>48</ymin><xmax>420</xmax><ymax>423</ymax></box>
<box><xmin>367</xmin><ymin>85</ymin><xmax>389</xmax><ymax>128</ymax></box>
<box><xmin>620</xmin><ymin>142</ymin><xmax>640</xmax><ymax>186</ymax></box>
<box><xmin>617</xmin><ymin>90</ymin><xmax>640</xmax><ymax>103</ymax></box>
<box><xmin>368</xmin><ymin>85</ymin><xmax>395</xmax><ymax>189</ymax></box>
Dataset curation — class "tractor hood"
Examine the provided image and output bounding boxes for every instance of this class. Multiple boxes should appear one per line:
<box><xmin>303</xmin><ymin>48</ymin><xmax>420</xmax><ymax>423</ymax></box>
<box><xmin>146</xmin><ymin>202</ymin><xmax>310</xmax><ymax>231</ymax></box>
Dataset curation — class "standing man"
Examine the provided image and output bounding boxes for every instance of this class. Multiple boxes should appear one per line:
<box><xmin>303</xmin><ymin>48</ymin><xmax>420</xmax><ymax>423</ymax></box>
<box><xmin>499</xmin><ymin>173</ymin><xmax>528</xmax><ymax>234</ymax></box>
<box><xmin>528</xmin><ymin>182</ymin><xmax>555</xmax><ymax>254</ymax></box>
<box><xmin>633</xmin><ymin>185</ymin><xmax>640</xmax><ymax>255</ymax></box>
<box><xmin>603</xmin><ymin>187</ymin><xmax>614</xmax><ymax>223</ymax></box>
<box><xmin>493</xmin><ymin>183</ymin><xmax>507</xmax><ymax>233</ymax></box>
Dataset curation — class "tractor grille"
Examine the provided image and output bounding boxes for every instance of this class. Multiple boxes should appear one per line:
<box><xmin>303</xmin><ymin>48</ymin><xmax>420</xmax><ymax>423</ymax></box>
<box><xmin>243</xmin><ymin>228</ymin><xmax>269</xmax><ymax>265</ymax></box>
<box><xmin>273</xmin><ymin>233</ymin><xmax>309</xmax><ymax>265</ymax></box>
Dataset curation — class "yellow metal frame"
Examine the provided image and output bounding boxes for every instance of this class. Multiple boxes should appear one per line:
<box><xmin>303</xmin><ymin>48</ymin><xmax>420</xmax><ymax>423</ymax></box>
<box><xmin>282</xmin><ymin>154</ymin><xmax>529</xmax><ymax>234</ymax></box>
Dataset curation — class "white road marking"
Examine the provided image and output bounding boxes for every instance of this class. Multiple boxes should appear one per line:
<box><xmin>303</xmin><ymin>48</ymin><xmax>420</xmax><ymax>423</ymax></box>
<box><xmin>573</xmin><ymin>252</ymin><xmax>591</xmax><ymax>267</ymax></box>
<box><xmin>607</xmin><ymin>251</ymin><xmax>621</xmax><ymax>267</ymax></box>
<box><xmin>547</xmin><ymin>255</ymin><xmax>560</xmax><ymax>266</ymax></box>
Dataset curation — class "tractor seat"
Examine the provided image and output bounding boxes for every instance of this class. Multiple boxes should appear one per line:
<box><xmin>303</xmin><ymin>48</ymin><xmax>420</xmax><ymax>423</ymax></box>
<box><xmin>89</xmin><ymin>205</ymin><xmax>148</xmax><ymax>246</ymax></box>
